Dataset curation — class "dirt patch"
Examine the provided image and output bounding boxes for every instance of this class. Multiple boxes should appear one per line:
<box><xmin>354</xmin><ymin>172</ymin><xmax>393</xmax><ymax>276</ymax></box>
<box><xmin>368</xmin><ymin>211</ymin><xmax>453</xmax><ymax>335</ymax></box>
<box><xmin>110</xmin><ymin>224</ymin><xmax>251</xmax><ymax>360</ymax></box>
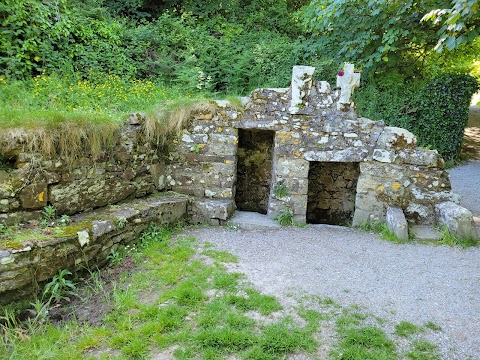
<box><xmin>462</xmin><ymin>106</ymin><xmax>480</xmax><ymax>160</ymax></box>
<box><xmin>47</xmin><ymin>255</ymin><xmax>137</xmax><ymax>326</ymax></box>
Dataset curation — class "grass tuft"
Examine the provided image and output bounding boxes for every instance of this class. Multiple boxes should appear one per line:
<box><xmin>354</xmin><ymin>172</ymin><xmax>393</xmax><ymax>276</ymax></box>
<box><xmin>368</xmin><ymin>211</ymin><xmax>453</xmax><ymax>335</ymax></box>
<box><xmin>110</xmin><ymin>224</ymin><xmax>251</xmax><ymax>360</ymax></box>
<box><xmin>437</xmin><ymin>225</ymin><xmax>478</xmax><ymax>249</ymax></box>
<box><xmin>357</xmin><ymin>221</ymin><xmax>410</xmax><ymax>243</ymax></box>
<box><xmin>406</xmin><ymin>339</ymin><xmax>441</xmax><ymax>360</ymax></box>
<box><xmin>334</xmin><ymin>326</ymin><xmax>397</xmax><ymax>360</ymax></box>
<box><xmin>394</xmin><ymin>321</ymin><xmax>424</xmax><ymax>337</ymax></box>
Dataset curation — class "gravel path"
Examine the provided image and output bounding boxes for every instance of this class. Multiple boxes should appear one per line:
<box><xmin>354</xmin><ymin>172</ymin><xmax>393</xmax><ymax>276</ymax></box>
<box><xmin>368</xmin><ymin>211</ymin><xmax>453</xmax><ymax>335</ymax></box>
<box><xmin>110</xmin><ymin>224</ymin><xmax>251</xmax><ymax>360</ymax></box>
<box><xmin>185</xmin><ymin>224</ymin><xmax>480</xmax><ymax>359</ymax></box>
<box><xmin>449</xmin><ymin>161</ymin><xmax>480</xmax><ymax>217</ymax></box>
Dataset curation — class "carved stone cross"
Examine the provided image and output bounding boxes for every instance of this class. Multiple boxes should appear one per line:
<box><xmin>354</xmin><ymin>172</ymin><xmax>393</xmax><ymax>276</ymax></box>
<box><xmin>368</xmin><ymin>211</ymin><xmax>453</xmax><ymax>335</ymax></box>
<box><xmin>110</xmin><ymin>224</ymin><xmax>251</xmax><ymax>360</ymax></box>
<box><xmin>336</xmin><ymin>63</ymin><xmax>360</xmax><ymax>110</ymax></box>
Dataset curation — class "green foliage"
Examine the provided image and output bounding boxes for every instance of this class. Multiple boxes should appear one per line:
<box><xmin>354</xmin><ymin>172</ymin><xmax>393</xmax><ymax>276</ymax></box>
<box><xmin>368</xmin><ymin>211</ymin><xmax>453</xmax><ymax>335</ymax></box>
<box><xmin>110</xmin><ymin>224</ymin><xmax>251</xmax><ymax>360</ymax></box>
<box><xmin>0</xmin><ymin>0</ymin><xmax>302</xmax><ymax>95</ymax></box>
<box><xmin>422</xmin><ymin>0</ymin><xmax>480</xmax><ymax>52</ymax></box>
<box><xmin>424</xmin><ymin>321</ymin><xmax>443</xmax><ymax>332</ymax></box>
<box><xmin>354</xmin><ymin>73</ymin><xmax>422</xmax><ymax>129</ymax></box>
<box><xmin>406</xmin><ymin>339</ymin><xmax>441</xmax><ymax>360</ymax></box>
<box><xmin>273</xmin><ymin>183</ymin><xmax>289</xmax><ymax>199</ymax></box>
<box><xmin>357</xmin><ymin>221</ymin><xmax>410</xmax><ymax>244</ymax></box>
<box><xmin>115</xmin><ymin>217</ymin><xmax>128</xmax><ymax>229</ymax></box>
<box><xmin>299</xmin><ymin>0</ymin><xmax>443</xmax><ymax>76</ymax></box>
<box><xmin>394</xmin><ymin>321</ymin><xmax>425</xmax><ymax>337</ymax></box>
<box><xmin>437</xmin><ymin>224</ymin><xmax>479</xmax><ymax>248</ymax></box>
<box><xmin>59</xmin><ymin>214</ymin><xmax>71</xmax><ymax>225</ymax></box>
<box><xmin>355</xmin><ymin>72</ymin><xmax>479</xmax><ymax>162</ymax></box>
<box><xmin>42</xmin><ymin>205</ymin><xmax>56</xmax><ymax>223</ymax></box>
<box><xmin>275</xmin><ymin>208</ymin><xmax>294</xmax><ymax>226</ymax></box>
<box><xmin>107</xmin><ymin>248</ymin><xmax>124</xmax><ymax>266</ymax></box>
<box><xmin>0</xmin><ymin>0</ymin><xmax>71</xmax><ymax>78</ymax></box>
<box><xmin>42</xmin><ymin>269</ymin><xmax>77</xmax><ymax>304</ymax></box>
<box><xmin>412</xmin><ymin>74</ymin><xmax>479</xmax><ymax>160</ymax></box>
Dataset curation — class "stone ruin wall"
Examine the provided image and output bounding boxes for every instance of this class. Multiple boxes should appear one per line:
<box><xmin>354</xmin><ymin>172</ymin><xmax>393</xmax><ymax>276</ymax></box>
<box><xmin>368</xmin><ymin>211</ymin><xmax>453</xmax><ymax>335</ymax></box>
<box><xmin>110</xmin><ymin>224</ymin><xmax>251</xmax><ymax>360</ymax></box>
<box><xmin>0</xmin><ymin>125</ymin><xmax>168</xmax><ymax>226</ymax></box>
<box><xmin>170</xmin><ymin>72</ymin><xmax>457</xmax><ymax>226</ymax></box>
<box><xmin>0</xmin><ymin>65</ymin><xmax>461</xmax><ymax>228</ymax></box>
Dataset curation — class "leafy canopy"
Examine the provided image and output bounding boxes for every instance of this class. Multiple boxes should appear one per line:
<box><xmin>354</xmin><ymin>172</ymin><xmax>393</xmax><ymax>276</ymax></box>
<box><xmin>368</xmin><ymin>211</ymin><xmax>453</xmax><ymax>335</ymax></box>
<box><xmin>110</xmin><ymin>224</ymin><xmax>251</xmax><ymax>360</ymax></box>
<box><xmin>422</xmin><ymin>0</ymin><xmax>480</xmax><ymax>52</ymax></box>
<box><xmin>299</xmin><ymin>0</ymin><xmax>450</xmax><ymax>76</ymax></box>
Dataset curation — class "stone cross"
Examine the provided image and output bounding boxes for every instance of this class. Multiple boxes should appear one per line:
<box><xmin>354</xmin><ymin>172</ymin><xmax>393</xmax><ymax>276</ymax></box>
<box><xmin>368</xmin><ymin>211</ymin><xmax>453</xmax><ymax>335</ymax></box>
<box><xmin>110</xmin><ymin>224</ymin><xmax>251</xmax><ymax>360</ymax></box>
<box><xmin>289</xmin><ymin>65</ymin><xmax>316</xmax><ymax>114</ymax></box>
<box><xmin>336</xmin><ymin>63</ymin><xmax>360</xmax><ymax>110</ymax></box>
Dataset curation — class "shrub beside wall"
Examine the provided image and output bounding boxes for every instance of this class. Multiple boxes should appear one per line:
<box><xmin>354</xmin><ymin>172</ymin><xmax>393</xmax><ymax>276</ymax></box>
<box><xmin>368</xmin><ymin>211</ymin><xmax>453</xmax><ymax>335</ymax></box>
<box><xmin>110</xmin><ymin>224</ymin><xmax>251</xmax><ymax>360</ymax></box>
<box><xmin>412</xmin><ymin>74</ymin><xmax>479</xmax><ymax>161</ymax></box>
<box><xmin>355</xmin><ymin>74</ymin><xmax>479</xmax><ymax>161</ymax></box>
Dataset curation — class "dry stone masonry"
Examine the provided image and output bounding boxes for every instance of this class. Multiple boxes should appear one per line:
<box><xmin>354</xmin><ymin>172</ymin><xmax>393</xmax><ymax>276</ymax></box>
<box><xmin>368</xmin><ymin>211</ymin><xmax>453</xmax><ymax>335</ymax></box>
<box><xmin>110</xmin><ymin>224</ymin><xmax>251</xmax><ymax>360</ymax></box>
<box><xmin>170</xmin><ymin>64</ymin><xmax>466</xmax><ymax>229</ymax></box>
<box><xmin>0</xmin><ymin>64</ymin><xmax>476</xmax><ymax>301</ymax></box>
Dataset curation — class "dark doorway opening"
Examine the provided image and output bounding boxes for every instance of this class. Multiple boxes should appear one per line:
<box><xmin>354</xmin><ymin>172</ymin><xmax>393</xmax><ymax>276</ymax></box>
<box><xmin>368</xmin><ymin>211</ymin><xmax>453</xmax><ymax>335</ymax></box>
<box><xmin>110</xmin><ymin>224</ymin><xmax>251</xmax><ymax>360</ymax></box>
<box><xmin>307</xmin><ymin>162</ymin><xmax>360</xmax><ymax>224</ymax></box>
<box><xmin>235</xmin><ymin>129</ymin><xmax>275</xmax><ymax>214</ymax></box>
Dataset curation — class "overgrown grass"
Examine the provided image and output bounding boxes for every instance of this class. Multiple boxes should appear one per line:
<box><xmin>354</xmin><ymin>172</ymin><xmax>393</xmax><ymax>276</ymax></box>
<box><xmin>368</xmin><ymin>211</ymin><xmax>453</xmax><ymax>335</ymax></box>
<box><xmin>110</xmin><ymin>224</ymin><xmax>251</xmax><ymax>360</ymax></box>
<box><xmin>0</xmin><ymin>75</ymin><xmax>226</xmax><ymax>161</ymax></box>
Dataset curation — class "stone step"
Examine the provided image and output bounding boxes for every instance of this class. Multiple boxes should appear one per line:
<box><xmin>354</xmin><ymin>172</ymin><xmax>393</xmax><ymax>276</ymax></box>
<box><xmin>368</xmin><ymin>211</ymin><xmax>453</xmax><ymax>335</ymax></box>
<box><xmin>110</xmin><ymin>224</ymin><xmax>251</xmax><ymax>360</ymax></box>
<box><xmin>229</xmin><ymin>211</ymin><xmax>281</xmax><ymax>230</ymax></box>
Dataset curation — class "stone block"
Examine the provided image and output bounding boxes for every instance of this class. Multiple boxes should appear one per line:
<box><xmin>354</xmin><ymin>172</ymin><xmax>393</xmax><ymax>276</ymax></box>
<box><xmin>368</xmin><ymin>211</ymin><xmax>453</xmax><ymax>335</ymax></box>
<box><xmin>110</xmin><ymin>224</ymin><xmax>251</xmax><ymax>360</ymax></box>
<box><xmin>352</xmin><ymin>209</ymin><xmax>379</xmax><ymax>226</ymax></box>
<box><xmin>276</xmin><ymin>158</ymin><xmax>309</xmax><ymax>178</ymax></box>
<box><xmin>207</xmin><ymin>134</ymin><xmax>237</xmax><ymax>156</ymax></box>
<box><xmin>405</xmin><ymin>203</ymin><xmax>433</xmax><ymax>223</ymax></box>
<box><xmin>289</xmin><ymin>65</ymin><xmax>315</xmax><ymax>114</ymax></box>
<box><xmin>77</xmin><ymin>230</ymin><xmax>90</xmax><ymax>247</ymax></box>
<box><xmin>373</xmin><ymin>149</ymin><xmax>397</xmax><ymax>163</ymax></box>
<box><xmin>377</xmin><ymin>126</ymin><xmax>416</xmax><ymax>149</ymax></box>
<box><xmin>49</xmin><ymin>178</ymin><xmax>135</xmax><ymax>214</ymax></box>
<box><xmin>275</xmin><ymin>177</ymin><xmax>308</xmax><ymax>195</ymax></box>
<box><xmin>0</xmin><ymin>199</ymin><xmax>9</xmax><ymax>213</ymax></box>
<box><xmin>190</xmin><ymin>199</ymin><xmax>235</xmax><ymax>224</ymax></box>
<box><xmin>19</xmin><ymin>183</ymin><xmax>48</xmax><ymax>209</ymax></box>
<box><xmin>92</xmin><ymin>220</ymin><xmax>116</xmax><ymax>240</ymax></box>
<box><xmin>398</xmin><ymin>149</ymin><xmax>440</xmax><ymax>167</ymax></box>
<box><xmin>386</xmin><ymin>207</ymin><xmax>408</xmax><ymax>241</ymax></box>
<box><xmin>304</xmin><ymin>148</ymin><xmax>368</xmax><ymax>162</ymax></box>
<box><xmin>435</xmin><ymin>201</ymin><xmax>475</xmax><ymax>238</ymax></box>
<box><xmin>0</xmin><ymin>210</ymin><xmax>43</xmax><ymax>226</ymax></box>
<box><xmin>150</xmin><ymin>162</ymin><xmax>166</xmax><ymax>190</ymax></box>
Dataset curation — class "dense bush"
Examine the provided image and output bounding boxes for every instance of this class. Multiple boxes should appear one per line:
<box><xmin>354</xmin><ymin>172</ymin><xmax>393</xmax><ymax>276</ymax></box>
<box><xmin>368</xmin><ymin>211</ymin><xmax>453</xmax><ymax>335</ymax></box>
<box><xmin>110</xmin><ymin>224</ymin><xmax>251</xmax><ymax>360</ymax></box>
<box><xmin>354</xmin><ymin>72</ymin><xmax>422</xmax><ymax>130</ymax></box>
<box><xmin>412</xmin><ymin>74</ymin><xmax>479</xmax><ymax>161</ymax></box>
<box><xmin>355</xmin><ymin>73</ymin><xmax>479</xmax><ymax>161</ymax></box>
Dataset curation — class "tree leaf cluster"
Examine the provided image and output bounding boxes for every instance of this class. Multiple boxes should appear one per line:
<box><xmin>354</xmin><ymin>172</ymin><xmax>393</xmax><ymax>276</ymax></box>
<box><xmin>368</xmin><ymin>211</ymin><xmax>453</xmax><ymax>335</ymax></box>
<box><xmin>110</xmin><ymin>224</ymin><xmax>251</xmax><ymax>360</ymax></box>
<box><xmin>298</xmin><ymin>0</ymin><xmax>478</xmax><ymax>77</ymax></box>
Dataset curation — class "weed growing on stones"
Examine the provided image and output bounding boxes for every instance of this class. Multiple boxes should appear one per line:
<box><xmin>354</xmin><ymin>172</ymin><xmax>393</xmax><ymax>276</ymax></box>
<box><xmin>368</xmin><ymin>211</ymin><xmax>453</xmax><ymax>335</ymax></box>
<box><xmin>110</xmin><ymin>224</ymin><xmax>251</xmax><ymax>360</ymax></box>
<box><xmin>437</xmin><ymin>225</ymin><xmax>478</xmax><ymax>249</ymax></box>
<box><xmin>275</xmin><ymin>208</ymin><xmax>294</xmax><ymax>226</ymax></box>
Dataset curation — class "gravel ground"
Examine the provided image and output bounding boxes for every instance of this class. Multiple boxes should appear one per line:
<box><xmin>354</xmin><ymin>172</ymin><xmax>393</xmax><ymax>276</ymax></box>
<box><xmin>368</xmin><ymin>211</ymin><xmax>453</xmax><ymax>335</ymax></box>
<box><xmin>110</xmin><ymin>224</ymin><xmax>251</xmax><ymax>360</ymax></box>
<box><xmin>185</xmin><ymin>224</ymin><xmax>480</xmax><ymax>359</ymax></box>
<box><xmin>183</xmin><ymin>114</ymin><xmax>480</xmax><ymax>359</ymax></box>
<box><xmin>449</xmin><ymin>161</ymin><xmax>480</xmax><ymax>217</ymax></box>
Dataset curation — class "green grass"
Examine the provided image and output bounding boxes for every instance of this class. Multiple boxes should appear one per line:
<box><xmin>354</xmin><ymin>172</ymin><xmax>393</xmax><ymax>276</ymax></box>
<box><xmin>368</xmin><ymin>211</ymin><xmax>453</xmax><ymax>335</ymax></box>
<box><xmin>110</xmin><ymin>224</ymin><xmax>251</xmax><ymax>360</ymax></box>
<box><xmin>394</xmin><ymin>321</ymin><xmax>425</xmax><ymax>337</ymax></box>
<box><xmin>0</xmin><ymin>225</ymin><xmax>455</xmax><ymax>360</ymax></box>
<box><xmin>0</xmin><ymin>75</ymin><xmax>224</xmax><ymax>161</ymax></box>
<box><xmin>424</xmin><ymin>321</ymin><xmax>442</xmax><ymax>332</ymax></box>
<box><xmin>334</xmin><ymin>326</ymin><xmax>397</xmax><ymax>360</ymax></box>
<box><xmin>406</xmin><ymin>340</ymin><xmax>441</xmax><ymax>360</ymax></box>
<box><xmin>357</xmin><ymin>221</ymin><xmax>410</xmax><ymax>243</ymax></box>
<box><xmin>436</xmin><ymin>225</ymin><xmax>479</xmax><ymax>249</ymax></box>
<box><xmin>201</xmin><ymin>249</ymin><xmax>239</xmax><ymax>263</ymax></box>
<box><xmin>0</xmin><ymin>226</ymin><xmax>317</xmax><ymax>360</ymax></box>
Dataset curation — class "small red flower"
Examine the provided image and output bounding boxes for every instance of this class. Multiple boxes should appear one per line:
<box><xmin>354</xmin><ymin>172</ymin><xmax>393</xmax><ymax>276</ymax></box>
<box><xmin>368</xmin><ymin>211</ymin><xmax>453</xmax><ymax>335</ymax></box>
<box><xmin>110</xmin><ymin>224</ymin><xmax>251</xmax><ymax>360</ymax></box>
<box><xmin>338</xmin><ymin>71</ymin><xmax>344</xmax><ymax>76</ymax></box>
<box><xmin>354</xmin><ymin>70</ymin><xmax>360</xmax><ymax>73</ymax></box>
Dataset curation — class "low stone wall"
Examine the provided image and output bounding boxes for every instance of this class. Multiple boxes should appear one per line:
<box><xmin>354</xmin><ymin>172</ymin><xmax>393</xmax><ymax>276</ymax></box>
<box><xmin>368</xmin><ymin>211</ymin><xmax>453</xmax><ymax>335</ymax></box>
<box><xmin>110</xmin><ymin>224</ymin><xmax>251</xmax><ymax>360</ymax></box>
<box><xmin>0</xmin><ymin>193</ymin><xmax>188</xmax><ymax>303</ymax></box>
<box><xmin>0</xmin><ymin>125</ymin><xmax>167</xmax><ymax>225</ymax></box>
